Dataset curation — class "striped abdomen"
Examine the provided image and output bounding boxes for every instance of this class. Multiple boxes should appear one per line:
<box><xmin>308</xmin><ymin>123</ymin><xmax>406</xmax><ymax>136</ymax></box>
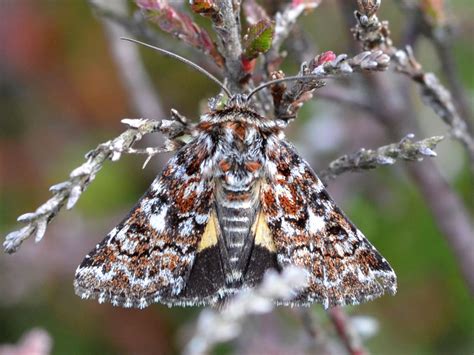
<box><xmin>215</xmin><ymin>174</ymin><xmax>261</xmax><ymax>285</ymax></box>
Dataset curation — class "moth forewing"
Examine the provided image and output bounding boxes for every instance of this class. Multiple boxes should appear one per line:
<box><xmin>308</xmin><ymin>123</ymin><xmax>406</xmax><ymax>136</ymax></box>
<box><xmin>75</xmin><ymin>106</ymin><xmax>397</xmax><ymax>309</ymax></box>
<box><xmin>74</xmin><ymin>137</ymin><xmax>220</xmax><ymax>308</ymax></box>
<box><xmin>261</xmin><ymin>140</ymin><xmax>397</xmax><ymax>308</ymax></box>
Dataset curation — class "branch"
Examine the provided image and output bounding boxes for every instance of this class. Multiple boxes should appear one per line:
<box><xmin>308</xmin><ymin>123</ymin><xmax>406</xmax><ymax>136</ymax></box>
<box><xmin>299</xmin><ymin>309</ymin><xmax>336</xmax><ymax>353</ymax></box>
<box><xmin>406</xmin><ymin>159</ymin><xmax>474</xmax><ymax>294</ymax></box>
<box><xmin>136</xmin><ymin>0</ymin><xmax>224</xmax><ymax>67</ymax></box>
<box><xmin>274</xmin><ymin>49</ymin><xmax>390</xmax><ymax>119</ymax></box>
<box><xmin>328</xmin><ymin>308</ymin><xmax>368</xmax><ymax>355</ymax></box>
<box><xmin>353</xmin><ymin>0</ymin><xmax>474</xmax><ymax>167</ymax></box>
<box><xmin>431</xmin><ymin>37</ymin><xmax>473</xmax><ymax>131</ymax></box>
<box><xmin>90</xmin><ymin>0</ymin><xmax>165</xmax><ymax>118</ymax></box>
<box><xmin>212</xmin><ymin>0</ymin><xmax>243</xmax><ymax>89</ymax></box>
<box><xmin>395</xmin><ymin>0</ymin><xmax>473</xmax><ymax>128</ymax></box>
<box><xmin>393</xmin><ymin>47</ymin><xmax>474</xmax><ymax>166</ymax></box>
<box><xmin>341</xmin><ymin>0</ymin><xmax>474</xmax><ymax>294</ymax></box>
<box><xmin>267</xmin><ymin>0</ymin><xmax>321</xmax><ymax>65</ymax></box>
<box><xmin>352</xmin><ymin>0</ymin><xmax>392</xmax><ymax>51</ymax></box>
<box><xmin>184</xmin><ymin>266</ymin><xmax>308</xmax><ymax>355</ymax></box>
<box><xmin>3</xmin><ymin>118</ymin><xmax>189</xmax><ymax>254</ymax></box>
<box><xmin>317</xmin><ymin>84</ymin><xmax>375</xmax><ymax>113</ymax></box>
<box><xmin>320</xmin><ymin>134</ymin><xmax>445</xmax><ymax>183</ymax></box>
<box><xmin>91</xmin><ymin>1</ymin><xmax>221</xmax><ymax>83</ymax></box>
<box><xmin>90</xmin><ymin>1</ymin><xmax>162</xmax><ymax>48</ymax></box>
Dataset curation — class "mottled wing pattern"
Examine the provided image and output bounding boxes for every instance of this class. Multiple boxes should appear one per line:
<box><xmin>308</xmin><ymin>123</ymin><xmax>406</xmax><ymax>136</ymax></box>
<box><xmin>74</xmin><ymin>137</ymin><xmax>222</xmax><ymax>308</ymax></box>
<box><xmin>261</xmin><ymin>139</ymin><xmax>397</xmax><ymax>308</ymax></box>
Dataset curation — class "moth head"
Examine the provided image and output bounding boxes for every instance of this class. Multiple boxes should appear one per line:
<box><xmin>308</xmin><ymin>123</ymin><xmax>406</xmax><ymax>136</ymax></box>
<box><xmin>221</xmin><ymin>75</ymin><xmax>323</xmax><ymax>113</ymax></box>
<box><xmin>207</xmin><ymin>92</ymin><xmax>255</xmax><ymax>114</ymax></box>
<box><xmin>226</xmin><ymin>93</ymin><xmax>248</xmax><ymax>108</ymax></box>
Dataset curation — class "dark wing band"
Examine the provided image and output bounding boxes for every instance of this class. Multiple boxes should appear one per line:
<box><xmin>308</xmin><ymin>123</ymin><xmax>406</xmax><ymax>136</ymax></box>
<box><xmin>74</xmin><ymin>136</ymin><xmax>223</xmax><ymax>308</ymax></box>
<box><xmin>261</xmin><ymin>139</ymin><xmax>397</xmax><ymax>308</ymax></box>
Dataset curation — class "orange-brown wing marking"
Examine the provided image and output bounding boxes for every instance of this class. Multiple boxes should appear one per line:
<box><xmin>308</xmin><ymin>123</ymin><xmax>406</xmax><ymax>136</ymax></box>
<box><xmin>74</xmin><ymin>137</ymin><xmax>220</xmax><ymax>308</ymax></box>
<box><xmin>261</xmin><ymin>139</ymin><xmax>397</xmax><ymax>308</ymax></box>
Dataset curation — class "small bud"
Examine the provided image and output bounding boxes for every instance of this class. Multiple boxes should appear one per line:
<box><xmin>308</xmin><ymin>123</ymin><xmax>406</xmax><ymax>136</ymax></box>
<box><xmin>340</xmin><ymin>62</ymin><xmax>353</xmax><ymax>73</ymax></box>
<box><xmin>241</xmin><ymin>56</ymin><xmax>256</xmax><ymax>73</ymax></box>
<box><xmin>67</xmin><ymin>185</ymin><xmax>82</xmax><ymax>209</ymax></box>
<box><xmin>111</xmin><ymin>151</ymin><xmax>121</xmax><ymax>162</ymax></box>
<box><xmin>17</xmin><ymin>213</ymin><xmax>37</xmax><ymax>223</ymax></box>
<box><xmin>316</xmin><ymin>51</ymin><xmax>336</xmax><ymax>66</ymax></box>
<box><xmin>333</xmin><ymin>54</ymin><xmax>348</xmax><ymax>66</ymax></box>
<box><xmin>419</xmin><ymin>146</ymin><xmax>437</xmax><ymax>157</ymax></box>
<box><xmin>49</xmin><ymin>181</ymin><xmax>71</xmax><ymax>192</ymax></box>
<box><xmin>121</xmin><ymin>118</ymin><xmax>148</xmax><ymax>128</ymax></box>
<box><xmin>34</xmin><ymin>218</ymin><xmax>48</xmax><ymax>243</ymax></box>
<box><xmin>376</xmin><ymin>156</ymin><xmax>396</xmax><ymax>165</ymax></box>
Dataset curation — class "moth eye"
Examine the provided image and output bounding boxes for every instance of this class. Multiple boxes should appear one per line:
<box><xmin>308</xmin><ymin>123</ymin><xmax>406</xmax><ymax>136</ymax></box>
<box><xmin>245</xmin><ymin>161</ymin><xmax>262</xmax><ymax>172</ymax></box>
<box><xmin>219</xmin><ymin>159</ymin><xmax>232</xmax><ymax>172</ymax></box>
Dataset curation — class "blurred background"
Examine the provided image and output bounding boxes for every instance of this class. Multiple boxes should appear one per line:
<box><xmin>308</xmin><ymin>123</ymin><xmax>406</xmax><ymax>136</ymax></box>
<box><xmin>0</xmin><ymin>0</ymin><xmax>472</xmax><ymax>354</ymax></box>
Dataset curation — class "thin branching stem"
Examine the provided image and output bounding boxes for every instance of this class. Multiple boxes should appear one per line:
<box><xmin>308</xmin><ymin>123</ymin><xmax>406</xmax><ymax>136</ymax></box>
<box><xmin>3</xmin><ymin>118</ymin><xmax>181</xmax><ymax>254</ymax></box>
<box><xmin>354</xmin><ymin>0</ymin><xmax>474</xmax><ymax>168</ymax></box>
<box><xmin>320</xmin><ymin>134</ymin><xmax>444</xmax><ymax>183</ymax></box>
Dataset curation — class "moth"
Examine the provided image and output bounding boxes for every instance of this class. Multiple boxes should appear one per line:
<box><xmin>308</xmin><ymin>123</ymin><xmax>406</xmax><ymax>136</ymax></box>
<box><xmin>74</xmin><ymin>39</ymin><xmax>397</xmax><ymax>309</ymax></box>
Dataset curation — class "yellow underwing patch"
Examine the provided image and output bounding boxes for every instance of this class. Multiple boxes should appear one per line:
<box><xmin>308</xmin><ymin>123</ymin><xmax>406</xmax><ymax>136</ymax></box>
<box><xmin>253</xmin><ymin>211</ymin><xmax>276</xmax><ymax>252</ymax></box>
<box><xmin>197</xmin><ymin>211</ymin><xmax>219</xmax><ymax>251</ymax></box>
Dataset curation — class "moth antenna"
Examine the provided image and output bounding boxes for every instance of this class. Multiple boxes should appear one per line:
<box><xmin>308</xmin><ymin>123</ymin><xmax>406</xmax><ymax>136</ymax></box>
<box><xmin>246</xmin><ymin>75</ymin><xmax>322</xmax><ymax>100</ymax></box>
<box><xmin>121</xmin><ymin>37</ymin><xmax>232</xmax><ymax>98</ymax></box>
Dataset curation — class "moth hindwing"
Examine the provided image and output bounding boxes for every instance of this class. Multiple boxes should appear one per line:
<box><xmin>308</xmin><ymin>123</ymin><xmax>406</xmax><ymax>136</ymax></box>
<box><xmin>74</xmin><ymin>105</ymin><xmax>397</xmax><ymax>309</ymax></box>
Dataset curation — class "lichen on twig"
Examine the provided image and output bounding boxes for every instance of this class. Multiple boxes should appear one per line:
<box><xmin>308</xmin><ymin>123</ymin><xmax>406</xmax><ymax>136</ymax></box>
<box><xmin>270</xmin><ymin>0</ymin><xmax>321</xmax><ymax>59</ymax></box>
<box><xmin>273</xmin><ymin>49</ymin><xmax>390</xmax><ymax>119</ymax></box>
<box><xmin>320</xmin><ymin>134</ymin><xmax>445</xmax><ymax>182</ymax></box>
<box><xmin>347</xmin><ymin>0</ymin><xmax>474</xmax><ymax>295</ymax></box>
<box><xmin>184</xmin><ymin>266</ymin><xmax>309</xmax><ymax>355</ymax></box>
<box><xmin>393</xmin><ymin>47</ymin><xmax>474</xmax><ymax>164</ymax></box>
<box><xmin>210</xmin><ymin>0</ymin><xmax>244</xmax><ymax>88</ymax></box>
<box><xmin>3</xmin><ymin>117</ymin><xmax>185</xmax><ymax>254</ymax></box>
<box><xmin>353</xmin><ymin>0</ymin><xmax>474</xmax><ymax>167</ymax></box>
<box><xmin>328</xmin><ymin>307</ymin><xmax>368</xmax><ymax>355</ymax></box>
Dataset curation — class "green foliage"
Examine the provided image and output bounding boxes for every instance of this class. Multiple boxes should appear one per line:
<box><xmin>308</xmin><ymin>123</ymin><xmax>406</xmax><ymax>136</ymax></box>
<box><xmin>243</xmin><ymin>19</ymin><xmax>275</xmax><ymax>60</ymax></box>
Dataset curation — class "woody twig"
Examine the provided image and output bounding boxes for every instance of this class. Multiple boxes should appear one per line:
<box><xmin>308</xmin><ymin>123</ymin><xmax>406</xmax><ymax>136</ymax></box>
<box><xmin>3</xmin><ymin>117</ymin><xmax>190</xmax><ymax>254</ymax></box>
<box><xmin>347</xmin><ymin>0</ymin><xmax>474</xmax><ymax>295</ymax></box>
<box><xmin>320</xmin><ymin>134</ymin><xmax>444</xmax><ymax>183</ymax></box>
<box><xmin>184</xmin><ymin>267</ymin><xmax>308</xmax><ymax>355</ymax></box>
<box><xmin>354</xmin><ymin>0</ymin><xmax>474</xmax><ymax>168</ymax></box>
